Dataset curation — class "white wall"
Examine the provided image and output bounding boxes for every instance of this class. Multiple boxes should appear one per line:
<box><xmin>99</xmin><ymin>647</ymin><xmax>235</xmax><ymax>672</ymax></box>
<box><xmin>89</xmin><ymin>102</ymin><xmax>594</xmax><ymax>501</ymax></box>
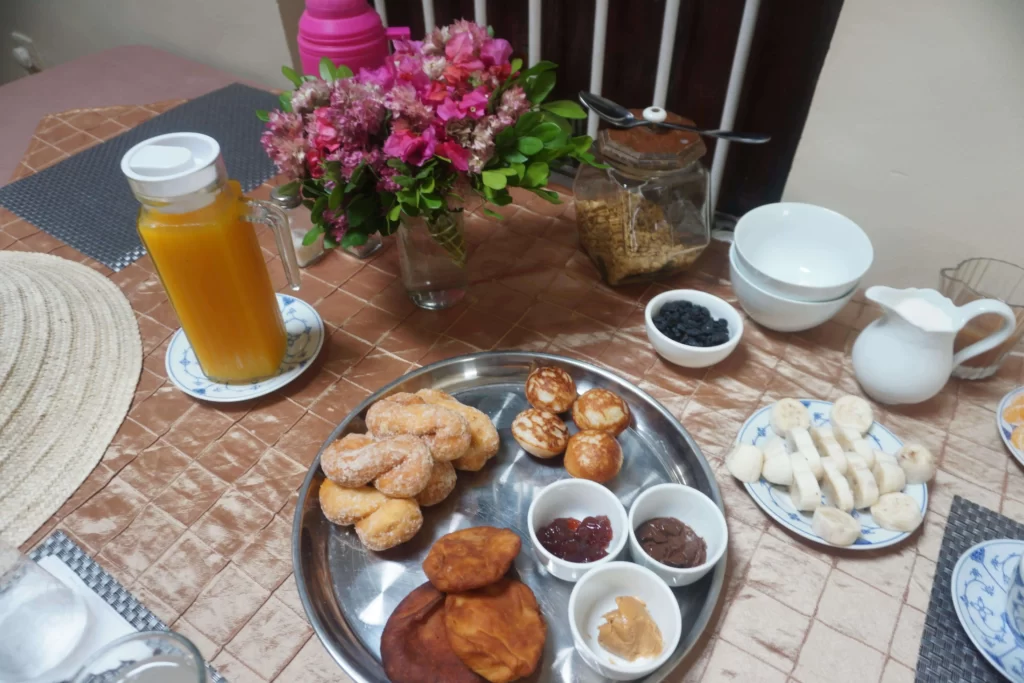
<box><xmin>0</xmin><ymin>0</ymin><xmax>302</xmax><ymax>88</ymax></box>
<box><xmin>784</xmin><ymin>0</ymin><xmax>1024</xmax><ymax>289</ymax></box>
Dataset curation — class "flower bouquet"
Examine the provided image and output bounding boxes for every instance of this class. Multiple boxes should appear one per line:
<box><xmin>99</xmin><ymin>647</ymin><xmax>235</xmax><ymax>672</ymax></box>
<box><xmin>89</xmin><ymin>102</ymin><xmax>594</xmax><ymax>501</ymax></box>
<box><xmin>258</xmin><ymin>20</ymin><xmax>601</xmax><ymax>269</ymax></box>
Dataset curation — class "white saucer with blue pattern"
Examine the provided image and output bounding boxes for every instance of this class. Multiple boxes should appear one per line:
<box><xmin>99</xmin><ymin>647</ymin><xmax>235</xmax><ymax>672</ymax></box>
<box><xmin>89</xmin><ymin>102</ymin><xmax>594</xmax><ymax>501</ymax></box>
<box><xmin>736</xmin><ymin>399</ymin><xmax>927</xmax><ymax>550</ymax></box>
<box><xmin>952</xmin><ymin>539</ymin><xmax>1024</xmax><ymax>683</ymax></box>
<box><xmin>164</xmin><ymin>293</ymin><xmax>324</xmax><ymax>403</ymax></box>
<box><xmin>997</xmin><ymin>387</ymin><xmax>1024</xmax><ymax>467</ymax></box>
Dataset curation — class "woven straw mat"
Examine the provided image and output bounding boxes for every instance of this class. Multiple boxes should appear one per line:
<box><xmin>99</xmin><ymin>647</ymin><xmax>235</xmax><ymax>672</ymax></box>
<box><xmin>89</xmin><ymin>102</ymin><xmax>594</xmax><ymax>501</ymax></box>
<box><xmin>0</xmin><ymin>252</ymin><xmax>141</xmax><ymax>546</ymax></box>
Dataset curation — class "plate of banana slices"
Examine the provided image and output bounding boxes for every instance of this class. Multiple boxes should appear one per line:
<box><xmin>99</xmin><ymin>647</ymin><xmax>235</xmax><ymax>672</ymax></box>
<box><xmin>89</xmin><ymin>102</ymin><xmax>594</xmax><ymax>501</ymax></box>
<box><xmin>726</xmin><ymin>396</ymin><xmax>935</xmax><ymax>549</ymax></box>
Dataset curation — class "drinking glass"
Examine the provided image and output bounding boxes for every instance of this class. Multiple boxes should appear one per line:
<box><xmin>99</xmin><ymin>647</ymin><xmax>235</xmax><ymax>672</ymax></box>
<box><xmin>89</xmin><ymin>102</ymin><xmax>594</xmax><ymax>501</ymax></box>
<box><xmin>940</xmin><ymin>258</ymin><xmax>1024</xmax><ymax>379</ymax></box>
<box><xmin>0</xmin><ymin>543</ymin><xmax>89</xmax><ymax>680</ymax></box>
<box><xmin>71</xmin><ymin>631</ymin><xmax>206</xmax><ymax>683</ymax></box>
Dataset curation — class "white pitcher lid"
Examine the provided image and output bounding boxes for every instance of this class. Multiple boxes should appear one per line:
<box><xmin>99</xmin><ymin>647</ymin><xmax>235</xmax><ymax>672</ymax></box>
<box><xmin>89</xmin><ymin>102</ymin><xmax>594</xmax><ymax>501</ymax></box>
<box><xmin>120</xmin><ymin>132</ymin><xmax>222</xmax><ymax>199</ymax></box>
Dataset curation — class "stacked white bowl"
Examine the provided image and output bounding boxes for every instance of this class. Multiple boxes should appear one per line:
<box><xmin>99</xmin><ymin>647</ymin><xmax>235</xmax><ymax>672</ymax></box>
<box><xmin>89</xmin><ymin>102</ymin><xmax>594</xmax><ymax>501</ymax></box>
<box><xmin>729</xmin><ymin>202</ymin><xmax>873</xmax><ymax>332</ymax></box>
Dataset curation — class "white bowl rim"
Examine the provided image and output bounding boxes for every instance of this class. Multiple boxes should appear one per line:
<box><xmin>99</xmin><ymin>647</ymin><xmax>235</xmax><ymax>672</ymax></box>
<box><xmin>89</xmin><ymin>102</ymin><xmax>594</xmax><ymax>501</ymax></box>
<box><xmin>567</xmin><ymin>560</ymin><xmax>682</xmax><ymax>675</ymax></box>
<box><xmin>627</xmin><ymin>483</ymin><xmax>728</xmax><ymax>576</ymax></box>
<box><xmin>733</xmin><ymin>201</ymin><xmax>873</xmax><ymax>289</ymax></box>
<box><xmin>728</xmin><ymin>244</ymin><xmax>858</xmax><ymax>306</ymax></box>
<box><xmin>527</xmin><ymin>478</ymin><xmax>629</xmax><ymax>571</ymax></box>
<box><xmin>644</xmin><ymin>290</ymin><xmax>744</xmax><ymax>355</ymax></box>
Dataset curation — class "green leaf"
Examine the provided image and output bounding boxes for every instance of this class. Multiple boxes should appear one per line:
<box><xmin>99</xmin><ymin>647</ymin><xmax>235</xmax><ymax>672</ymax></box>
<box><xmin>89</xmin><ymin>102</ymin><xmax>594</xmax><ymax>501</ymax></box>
<box><xmin>510</xmin><ymin>57</ymin><xmax>523</xmax><ymax>74</ymax></box>
<box><xmin>497</xmin><ymin>167</ymin><xmax>519</xmax><ymax>176</ymax></box>
<box><xmin>514</xmin><ymin>112</ymin><xmax>543</xmax><ymax>135</ymax></box>
<box><xmin>328</xmin><ymin>185</ymin><xmax>343</xmax><ymax>211</ymax></box>
<box><xmin>311</xmin><ymin>196</ymin><xmax>327</xmax><ymax>223</ymax></box>
<box><xmin>482</xmin><ymin>208</ymin><xmax>504</xmax><ymax>220</ymax></box>
<box><xmin>278</xmin><ymin>92</ymin><xmax>293</xmax><ymax>113</ymax></box>
<box><xmin>481</xmin><ymin>170</ymin><xmax>507</xmax><ymax>190</ymax></box>
<box><xmin>302</xmin><ymin>224</ymin><xmax>325</xmax><ymax>246</ymax></box>
<box><xmin>393</xmin><ymin>175</ymin><xmax>415</xmax><ymax>188</ymax></box>
<box><xmin>255</xmin><ymin>109</ymin><xmax>270</xmax><ymax>122</ymax></box>
<box><xmin>341</xmin><ymin>230</ymin><xmax>368</xmax><ymax>248</ymax></box>
<box><xmin>346</xmin><ymin>196</ymin><xmax>376</xmax><ymax>227</ymax></box>
<box><xmin>386</xmin><ymin>158</ymin><xmax>408</xmax><ymax>170</ymax></box>
<box><xmin>526</xmin><ymin>71</ymin><xmax>556</xmax><ymax>104</ymax></box>
<box><xmin>276</xmin><ymin>180</ymin><xmax>300</xmax><ymax>197</ymax></box>
<box><xmin>571</xmin><ymin>135</ymin><xmax>594</xmax><ymax>153</ymax></box>
<box><xmin>281</xmin><ymin>65</ymin><xmax>303</xmax><ymax>88</ymax></box>
<box><xmin>503</xmin><ymin>151</ymin><xmax>528</xmax><ymax>164</ymax></box>
<box><xmin>491</xmin><ymin>191</ymin><xmax>513</xmax><ymax>206</ymax></box>
<box><xmin>524</xmin><ymin>161</ymin><xmax>549</xmax><ymax>188</ymax></box>
<box><xmin>530</xmin><ymin>187</ymin><xmax>562</xmax><ymax>203</ymax></box>
<box><xmin>510</xmin><ymin>162</ymin><xmax>526</xmax><ymax>180</ymax></box>
<box><xmin>495</xmin><ymin>126</ymin><xmax>517</xmax><ymax>147</ymax></box>
<box><xmin>319</xmin><ymin>57</ymin><xmax>335</xmax><ymax>82</ymax></box>
<box><xmin>388</xmin><ymin>204</ymin><xmax>402</xmax><ymax>221</ymax></box>
<box><xmin>517</xmin><ymin>137</ymin><xmax>543</xmax><ymax>156</ymax></box>
<box><xmin>335</xmin><ymin>64</ymin><xmax>354</xmax><ymax>79</ymax></box>
<box><xmin>520</xmin><ymin>60</ymin><xmax>557</xmax><ymax>78</ymax></box>
<box><xmin>532</xmin><ymin>122</ymin><xmax>562</xmax><ymax>142</ymax></box>
<box><xmin>323</xmin><ymin>231</ymin><xmax>339</xmax><ymax>249</ymax></box>
<box><xmin>421</xmin><ymin>177</ymin><xmax>435</xmax><ymax>193</ymax></box>
<box><xmin>422</xmin><ymin>195</ymin><xmax>443</xmax><ymax>210</ymax></box>
<box><xmin>349</xmin><ymin>163</ymin><xmax>366</xmax><ymax>186</ymax></box>
<box><xmin>542</xmin><ymin>100</ymin><xmax>588</xmax><ymax>119</ymax></box>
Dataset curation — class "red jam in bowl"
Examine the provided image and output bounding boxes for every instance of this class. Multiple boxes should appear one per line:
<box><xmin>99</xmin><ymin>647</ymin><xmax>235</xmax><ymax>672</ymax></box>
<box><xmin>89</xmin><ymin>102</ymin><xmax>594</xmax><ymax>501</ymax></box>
<box><xmin>537</xmin><ymin>515</ymin><xmax>612</xmax><ymax>563</ymax></box>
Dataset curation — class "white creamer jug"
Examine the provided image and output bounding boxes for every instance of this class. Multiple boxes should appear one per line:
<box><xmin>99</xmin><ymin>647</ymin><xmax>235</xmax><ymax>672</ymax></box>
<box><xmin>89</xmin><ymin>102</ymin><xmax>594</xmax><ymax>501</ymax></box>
<box><xmin>852</xmin><ymin>286</ymin><xmax>1016</xmax><ymax>405</ymax></box>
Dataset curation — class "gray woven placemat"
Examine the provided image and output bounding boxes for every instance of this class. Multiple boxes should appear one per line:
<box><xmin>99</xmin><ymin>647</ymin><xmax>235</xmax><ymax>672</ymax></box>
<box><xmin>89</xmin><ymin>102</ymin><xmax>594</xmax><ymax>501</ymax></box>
<box><xmin>0</xmin><ymin>83</ymin><xmax>279</xmax><ymax>271</ymax></box>
<box><xmin>918</xmin><ymin>495</ymin><xmax>1024</xmax><ymax>682</ymax></box>
<box><xmin>31</xmin><ymin>530</ymin><xmax>226</xmax><ymax>683</ymax></box>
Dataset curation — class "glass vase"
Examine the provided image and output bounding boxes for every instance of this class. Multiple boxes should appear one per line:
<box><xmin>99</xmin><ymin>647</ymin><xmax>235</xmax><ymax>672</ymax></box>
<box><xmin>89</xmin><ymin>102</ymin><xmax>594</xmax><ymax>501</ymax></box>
<box><xmin>397</xmin><ymin>211</ymin><xmax>468</xmax><ymax>310</ymax></box>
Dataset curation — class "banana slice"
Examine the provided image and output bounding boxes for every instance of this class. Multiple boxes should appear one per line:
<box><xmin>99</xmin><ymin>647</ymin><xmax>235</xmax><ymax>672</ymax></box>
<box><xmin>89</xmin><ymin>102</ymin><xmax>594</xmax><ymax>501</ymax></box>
<box><xmin>848</xmin><ymin>467</ymin><xmax>880</xmax><ymax>509</ymax></box>
<box><xmin>873</xmin><ymin>462</ymin><xmax>907</xmax><ymax>495</ymax></box>
<box><xmin>897</xmin><ymin>444</ymin><xmax>937</xmax><ymax>484</ymax></box>
<box><xmin>870</xmin><ymin>450</ymin><xmax>897</xmax><ymax>481</ymax></box>
<box><xmin>726</xmin><ymin>444</ymin><xmax>764</xmax><ymax>483</ymax></box>
<box><xmin>821</xmin><ymin>460</ymin><xmax>855</xmax><ymax>512</ymax></box>
<box><xmin>830</xmin><ymin>395</ymin><xmax>874</xmax><ymax>435</ymax></box>
<box><xmin>786</xmin><ymin>428</ymin><xmax>823</xmax><ymax>479</ymax></box>
<box><xmin>762</xmin><ymin>455</ymin><xmax>794</xmax><ymax>486</ymax></box>
<box><xmin>771</xmin><ymin>398</ymin><xmax>811</xmax><ymax>436</ymax></box>
<box><xmin>812</xmin><ymin>507</ymin><xmax>862</xmax><ymax>546</ymax></box>
<box><xmin>763</xmin><ymin>435</ymin><xmax>788</xmax><ymax>460</ymax></box>
<box><xmin>790</xmin><ymin>452</ymin><xmax>812</xmax><ymax>475</ymax></box>
<box><xmin>811</xmin><ymin>426</ymin><xmax>847</xmax><ymax>474</ymax></box>
<box><xmin>845</xmin><ymin>453</ymin><xmax>869</xmax><ymax>472</ymax></box>
<box><xmin>790</xmin><ymin>470</ymin><xmax>822</xmax><ymax>512</ymax></box>
<box><xmin>833</xmin><ymin>427</ymin><xmax>863</xmax><ymax>452</ymax></box>
<box><xmin>871</xmin><ymin>492</ymin><xmax>923</xmax><ymax>532</ymax></box>
<box><xmin>849</xmin><ymin>440</ymin><xmax>876</xmax><ymax>468</ymax></box>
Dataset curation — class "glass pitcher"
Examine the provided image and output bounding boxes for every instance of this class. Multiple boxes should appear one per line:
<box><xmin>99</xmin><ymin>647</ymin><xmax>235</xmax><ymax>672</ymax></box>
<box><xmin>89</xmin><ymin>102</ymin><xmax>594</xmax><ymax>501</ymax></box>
<box><xmin>122</xmin><ymin>133</ymin><xmax>300</xmax><ymax>383</ymax></box>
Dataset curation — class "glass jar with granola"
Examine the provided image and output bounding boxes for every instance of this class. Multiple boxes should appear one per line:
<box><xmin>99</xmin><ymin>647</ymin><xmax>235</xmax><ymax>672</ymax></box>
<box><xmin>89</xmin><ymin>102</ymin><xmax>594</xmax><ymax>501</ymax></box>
<box><xmin>573</xmin><ymin>110</ymin><xmax>711</xmax><ymax>286</ymax></box>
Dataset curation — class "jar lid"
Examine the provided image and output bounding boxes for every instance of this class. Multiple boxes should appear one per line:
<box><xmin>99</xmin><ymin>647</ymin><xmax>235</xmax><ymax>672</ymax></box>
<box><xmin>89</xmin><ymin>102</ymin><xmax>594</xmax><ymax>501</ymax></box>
<box><xmin>270</xmin><ymin>187</ymin><xmax>302</xmax><ymax>209</ymax></box>
<box><xmin>120</xmin><ymin>132</ymin><xmax>222</xmax><ymax>199</ymax></box>
<box><xmin>598</xmin><ymin>108</ymin><xmax>707</xmax><ymax>172</ymax></box>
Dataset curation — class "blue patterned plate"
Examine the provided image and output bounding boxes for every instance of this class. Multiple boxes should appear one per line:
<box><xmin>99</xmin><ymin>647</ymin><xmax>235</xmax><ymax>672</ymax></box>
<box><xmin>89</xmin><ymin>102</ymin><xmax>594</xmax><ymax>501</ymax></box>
<box><xmin>737</xmin><ymin>399</ymin><xmax>927</xmax><ymax>550</ymax></box>
<box><xmin>997</xmin><ymin>387</ymin><xmax>1024</xmax><ymax>467</ymax></box>
<box><xmin>165</xmin><ymin>294</ymin><xmax>324</xmax><ymax>402</ymax></box>
<box><xmin>952</xmin><ymin>539</ymin><xmax>1024</xmax><ymax>682</ymax></box>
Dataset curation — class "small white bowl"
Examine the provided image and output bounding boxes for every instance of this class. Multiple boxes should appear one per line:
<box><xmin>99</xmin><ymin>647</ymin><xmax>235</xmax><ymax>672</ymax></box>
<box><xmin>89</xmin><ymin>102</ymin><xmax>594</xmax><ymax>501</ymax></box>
<box><xmin>730</xmin><ymin>245</ymin><xmax>856</xmax><ymax>332</ymax></box>
<box><xmin>568</xmin><ymin>561</ymin><xmax>682</xmax><ymax>680</ymax></box>
<box><xmin>645</xmin><ymin>290</ymin><xmax>743</xmax><ymax>368</ymax></box>
<box><xmin>734</xmin><ymin>202</ymin><xmax>873</xmax><ymax>302</ymax></box>
<box><xmin>627</xmin><ymin>483</ymin><xmax>727</xmax><ymax>587</ymax></box>
<box><xmin>527</xmin><ymin>479</ymin><xmax>629</xmax><ymax>582</ymax></box>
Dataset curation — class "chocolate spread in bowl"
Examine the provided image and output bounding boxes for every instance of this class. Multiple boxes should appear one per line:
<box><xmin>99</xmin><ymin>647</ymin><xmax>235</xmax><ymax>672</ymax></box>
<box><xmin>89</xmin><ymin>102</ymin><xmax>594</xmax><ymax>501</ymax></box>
<box><xmin>635</xmin><ymin>517</ymin><xmax>707</xmax><ymax>568</ymax></box>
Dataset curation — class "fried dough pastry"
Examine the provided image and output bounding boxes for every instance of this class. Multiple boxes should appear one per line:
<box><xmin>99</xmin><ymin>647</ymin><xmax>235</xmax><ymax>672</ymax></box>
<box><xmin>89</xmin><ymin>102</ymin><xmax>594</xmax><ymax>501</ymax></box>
<box><xmin>423</xmin><ymin>526</ymin><xmax>521</xmax><ymax>592</ymax></box>
<box><xmin>381</xmin><ymin>582</ymin><xmax>484</xmax><ymax>683</ymax></box>
<box><xmin>511</xmin><ymin>408</ymin><xmax>568</xmax><ymax>458</ymax></box>
<box><xmin>367</xmin><ymin>394</ymin><xmax>472</xmax><ymax>462</ymax></box>
<box><xmin>318</xmin><ymin>481</ymin><xmax>423</xmax><ymax>551</ymax></box>
<box><xmin>564</xmin><ymin>429</ymin><xmax>623</xmax><ymax>483</ymax></box>
<box><xmin>525</xmin><ymin>366</ymin><xmax>577</xmax><ymax>414</ymax></box>
<box><xmin>416</xmin><ymin>389</ymin><xmax>500</xmax><ymax>471</ymax></box>
<box><xmin>445</xmin><ymin>578</ymin><xmax>546</xmax><ymax>683</ymax></box>
<box><xmin>321</xmin><ymin>433</ymin><xmax>433</xmax><ymax>498</ymax></box>
<box><xmin>572</xmin><ymin>388</ymin><xmax>631</xmax><ymax>436</ymax></box>
<box><xmin>416</xmin><ymin>460</ymin><xmax>458</xmax><ymax>507</ymax></box>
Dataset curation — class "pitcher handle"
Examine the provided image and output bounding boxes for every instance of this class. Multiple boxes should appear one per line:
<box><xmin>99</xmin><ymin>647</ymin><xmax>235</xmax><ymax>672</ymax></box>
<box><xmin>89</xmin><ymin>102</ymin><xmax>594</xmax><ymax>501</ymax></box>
<box><xmin>244</xmin><ymin>199</ymin><xmax>301</xmax><ymax>291</ymax></box>
<box><xmin>952</xmin><ymin>299</ymin><xmax>1018</xmax><ymax>368</ymax></box>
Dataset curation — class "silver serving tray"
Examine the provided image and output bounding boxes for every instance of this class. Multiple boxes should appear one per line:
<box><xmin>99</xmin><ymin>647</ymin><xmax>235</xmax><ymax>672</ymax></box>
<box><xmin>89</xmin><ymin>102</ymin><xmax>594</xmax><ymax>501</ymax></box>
<box><xmin>293</xmin><ymin>351</ymin><xmax>725</xmax><ymax>683</ymax></box>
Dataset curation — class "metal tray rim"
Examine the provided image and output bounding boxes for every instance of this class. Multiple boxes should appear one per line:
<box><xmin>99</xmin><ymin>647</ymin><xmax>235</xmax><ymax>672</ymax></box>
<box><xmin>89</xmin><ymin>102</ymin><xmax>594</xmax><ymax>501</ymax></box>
<box><xmin>292</xmin><ymin>350</ymin><xmax>725</xmax><ymax>683</ymax></box>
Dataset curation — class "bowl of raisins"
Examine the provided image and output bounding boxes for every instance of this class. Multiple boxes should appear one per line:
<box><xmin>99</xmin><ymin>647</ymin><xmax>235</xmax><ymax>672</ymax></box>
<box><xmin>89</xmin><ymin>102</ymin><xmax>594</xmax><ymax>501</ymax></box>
<box><xmin>645</xmin><ymin>290</ymin><xmax>743</xmax><ymax>368</ymax></box>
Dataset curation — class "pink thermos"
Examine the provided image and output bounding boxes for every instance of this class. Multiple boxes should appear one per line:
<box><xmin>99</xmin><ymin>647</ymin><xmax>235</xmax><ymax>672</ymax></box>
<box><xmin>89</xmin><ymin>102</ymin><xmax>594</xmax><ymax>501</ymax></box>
<box><xmin>298</xmin><ymin>0</ymin><xmax>407</xmax><ymax>75</ymax></box>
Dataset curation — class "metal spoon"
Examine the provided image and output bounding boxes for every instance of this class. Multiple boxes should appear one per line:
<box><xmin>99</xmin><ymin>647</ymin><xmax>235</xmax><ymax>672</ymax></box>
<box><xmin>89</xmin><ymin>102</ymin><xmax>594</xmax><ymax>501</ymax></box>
<box><xmin>578</xmin><ymin>92</ymin><xmax>771</xmax><ymax>145</ymax></box>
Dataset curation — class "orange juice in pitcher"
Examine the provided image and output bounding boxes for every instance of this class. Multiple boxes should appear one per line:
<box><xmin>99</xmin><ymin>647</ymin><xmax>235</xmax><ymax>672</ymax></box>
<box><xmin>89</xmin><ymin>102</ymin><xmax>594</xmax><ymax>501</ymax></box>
<box><xmin>121</xmin><ymin>133</ymin><xmax>300</xmax><ymax>383</ymax></box>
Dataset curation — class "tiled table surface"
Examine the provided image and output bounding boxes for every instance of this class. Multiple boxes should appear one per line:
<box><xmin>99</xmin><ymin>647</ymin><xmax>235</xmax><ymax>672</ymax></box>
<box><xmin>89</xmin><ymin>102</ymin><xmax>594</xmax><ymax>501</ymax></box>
<box><xmin>5</xmin><ymin>103</ymin><xmax>1024</xmax><ymax>683</ymax></box>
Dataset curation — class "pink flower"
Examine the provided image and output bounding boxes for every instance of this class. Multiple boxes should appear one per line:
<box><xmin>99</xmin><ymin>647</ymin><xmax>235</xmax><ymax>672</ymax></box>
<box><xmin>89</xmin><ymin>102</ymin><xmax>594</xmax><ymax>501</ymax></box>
<box><xmin>444</xmin><ymin>31</ymin><xmax>484</xmax><ymax>82</ymax></box>
<box><xmin>392</xmin><ymin>53</ymin><xmax>430</xmax><ymax>94</ymax></box>
<box><xmin>308</xmin><ymin>108</ymin><xmax>340</xmax><ymax>152</ymax></box>
<box><xmin>290</xmin><ymin>79</ymin><xmax>331</xmax><ymax>114</ymax></box>
<box><xmin>437</xmin><ymin>87</ymin><xmax>491</xmax><ymax>122</ymax></box>
<box><xmin>480</xmin><ymin>38</ymin><xmax>512</xmax><ymax>67</ymax></box>
<box><xmin>383</xmin><ymin>126</ymin><xmax>437</xmax><ymax>166</ymax></box>
<box><xmin>260</xmin><ymin>110</ymin><xmax>306</xmax><ymax>179</ymax></box>
<box><xmin>357</xmin><ymin>64</ymin><xmax>393</xmax><ymax>90</ymax></box>
<box><xmin>437</xmin><ymin>140</ymin><xmax>470</xmax><ymax>171</ymax></box>
<box><xmin>385</xmin><ymin>83</ymin><xmax>433</xmax><ymax>130</ymax></box>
